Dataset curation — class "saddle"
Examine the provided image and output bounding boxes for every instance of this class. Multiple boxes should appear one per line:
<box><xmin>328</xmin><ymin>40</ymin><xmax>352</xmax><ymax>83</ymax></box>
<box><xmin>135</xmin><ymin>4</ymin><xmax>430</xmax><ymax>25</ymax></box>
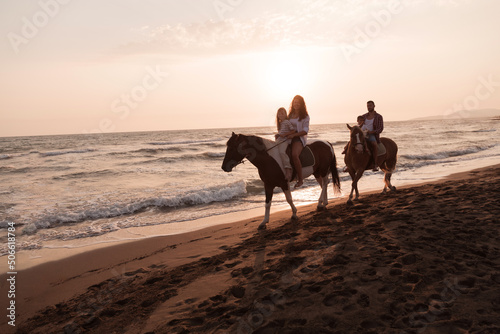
<box><xmin>377</xmin><ymin>142</ymin><xmax>386</xmax><ymax>156</ymax></box>
<box><xmin>362</xmin><ymin>141</ymin><xmax>386</xmax><ymax>157</ymax></box>
<box><xmin>286</xmin><ymin>145</ymin><xmax>315</xmax><ymax>168</ymax></box>
<box><xmin>364</xmin><ymin>142</ymin><xmax>386</xmax><ymax>171</ymax></box>
<box><xmin>283</xmin><ymin>145</ymin><xmax>315</xmax><ymax>182</ymax></box>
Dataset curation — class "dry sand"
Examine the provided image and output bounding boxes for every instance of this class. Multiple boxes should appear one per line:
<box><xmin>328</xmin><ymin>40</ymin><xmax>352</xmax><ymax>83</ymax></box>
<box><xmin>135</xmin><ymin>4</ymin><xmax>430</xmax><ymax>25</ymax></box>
<box><xmin>2</xmin><ymin>164</ymin><xmax>500</xmax><ymax>333</ymax></box>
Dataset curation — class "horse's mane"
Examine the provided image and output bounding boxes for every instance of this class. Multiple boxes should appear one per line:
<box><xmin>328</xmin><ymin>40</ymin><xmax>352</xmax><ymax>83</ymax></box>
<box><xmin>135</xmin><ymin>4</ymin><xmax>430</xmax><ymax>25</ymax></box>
<box><xmin>227</xmin><ymin>133</ymin><xmax>270</xmax><ymax>152</ymax></box>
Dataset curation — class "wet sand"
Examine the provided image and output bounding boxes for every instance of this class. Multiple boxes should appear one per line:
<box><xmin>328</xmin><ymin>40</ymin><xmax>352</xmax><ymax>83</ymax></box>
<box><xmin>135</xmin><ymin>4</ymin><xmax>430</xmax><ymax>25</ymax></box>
<box><xmin>3</xmin><ymin>164</ymin><xmax>500</xmax><ymax>333</ymax></box>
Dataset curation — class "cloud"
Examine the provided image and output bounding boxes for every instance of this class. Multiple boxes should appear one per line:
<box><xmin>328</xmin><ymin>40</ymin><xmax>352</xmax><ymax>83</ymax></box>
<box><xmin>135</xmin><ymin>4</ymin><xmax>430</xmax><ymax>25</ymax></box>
<box><xmin>118</xmin><ymin>1</ymin><xmax>352</xmax><ymax>56</ymax></box>
<box><xmin>119</xmin><ymin>18</ymin><xmax>328</xmax><ymax>56</ymax></box>
<box><xmin>116</xmin><ymin>0</ymin><xmax>473</xmax><ymax>57</ymax></box>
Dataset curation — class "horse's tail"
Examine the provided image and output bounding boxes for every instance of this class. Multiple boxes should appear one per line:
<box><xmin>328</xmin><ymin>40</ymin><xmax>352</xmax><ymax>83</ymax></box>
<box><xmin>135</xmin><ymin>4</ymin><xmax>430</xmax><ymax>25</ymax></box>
<box><xmin>328</xmin><ymin>142</ymin><xmax>341</xmax><ymax>195</ymax></box>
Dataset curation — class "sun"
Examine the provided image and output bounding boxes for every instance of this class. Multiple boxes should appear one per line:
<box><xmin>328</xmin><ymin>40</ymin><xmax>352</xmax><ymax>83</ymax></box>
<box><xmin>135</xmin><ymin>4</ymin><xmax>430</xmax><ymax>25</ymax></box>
<box><xmin>264</xmin><ymin>51</ymin><xmax>310</xmax><ymax>100</ymax></box>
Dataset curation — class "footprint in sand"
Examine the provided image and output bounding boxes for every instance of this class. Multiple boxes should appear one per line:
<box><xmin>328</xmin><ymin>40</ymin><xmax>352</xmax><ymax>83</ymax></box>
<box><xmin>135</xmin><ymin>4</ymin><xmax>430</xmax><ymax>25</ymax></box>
<box><xmin>356</xmin><ymin>293</ymin><xmax>370</xmax><ymax>307</ymax></box>
<box><xmin>229</xmin><ymin>285</ymin><xmax>246</xmax><ymax>298</ymax></box>
<box><xmin>224</xmin><ymin>260</ymin><xmax>242</xmax><ymax>268</ymax></box>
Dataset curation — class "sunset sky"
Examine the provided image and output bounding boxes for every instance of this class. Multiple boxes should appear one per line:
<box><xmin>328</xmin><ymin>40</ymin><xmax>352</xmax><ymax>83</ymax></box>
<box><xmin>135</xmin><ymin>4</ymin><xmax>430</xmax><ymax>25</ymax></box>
<box><xmin>1</xmin><ymin>0</ymin><xmax>499</xmax><ymax>136</ymax></box>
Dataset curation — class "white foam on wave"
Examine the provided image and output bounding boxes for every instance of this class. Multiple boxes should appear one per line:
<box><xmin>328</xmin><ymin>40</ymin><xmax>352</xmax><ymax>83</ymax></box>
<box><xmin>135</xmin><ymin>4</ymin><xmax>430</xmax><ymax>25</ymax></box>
<box><xmin>401</xmin><ymin>144</ymin><xmax>496</xmax><ymax>161</ymax></box>
<box><xmin>21</xmin><ymin>180</ymin><xmax>247</xmax><ymax>235</ymax></box>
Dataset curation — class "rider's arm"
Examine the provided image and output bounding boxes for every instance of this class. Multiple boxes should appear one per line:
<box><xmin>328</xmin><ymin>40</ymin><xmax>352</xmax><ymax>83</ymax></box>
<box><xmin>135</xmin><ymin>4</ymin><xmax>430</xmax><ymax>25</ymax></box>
<box><xmin>372</xmin><ymin>114</ymin><xmax>384</xmax><ymax>134</ymax></box>
<box><xmin>281</xmin><ymin>130</ymin><xmax>296</xmax><ymax>137</ymax></box>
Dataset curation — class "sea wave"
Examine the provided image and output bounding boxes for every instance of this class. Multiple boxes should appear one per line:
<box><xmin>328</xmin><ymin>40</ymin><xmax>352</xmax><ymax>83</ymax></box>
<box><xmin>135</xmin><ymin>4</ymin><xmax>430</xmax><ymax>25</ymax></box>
<box><xmin>19</xmin><ymin>181</ymin><xmax>247</xmax><ymax>234</ymax></box>
<box><xmin>148</xmin><ymin>138</ymin><xmax>224</xmax><ymax>146</ymax></box>
<box><xmin>53</xmin><ymin>169</ymin><xmax>115</xmax><ymax>180</ymax></box>
<box><xmin>139</xmin><ymin>151</ymin><xmax>226</xmax><ymax>165</ymax></box>
<box><xmin>400</xmin><ymin>144</ymin><xmax>496</xmax><ymax>161</ymax></box>
<box><xmin>132</xmin><ymin>147</ymin><xmax>184</xmax><ymax>154</ymax></box>
<box><xmin>245</xmin><ymin>178</ymin><xmax>264</xmax><ymax>194</ymax></box>
<box><xmin>40</xmin><ymin>148</ymin><xmax>97</xmax><ymax>157</ymax></box>
<box><xmin>198</xmin><ymin>142</ymin><xmax>226</xmax><ymax>148</ymax></box>
<box><xmin>1</xmin><ymin>165</ymin><xmax>72</xmax><ymax>174</ymax></box>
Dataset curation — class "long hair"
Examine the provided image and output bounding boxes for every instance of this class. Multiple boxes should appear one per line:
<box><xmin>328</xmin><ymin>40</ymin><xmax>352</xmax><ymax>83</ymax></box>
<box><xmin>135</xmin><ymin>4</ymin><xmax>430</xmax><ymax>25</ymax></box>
<box><xmin>276</xmin><ymin>107</ymin><xmax>287</xmax><ymax>131</ymax></box>
<box><xmin>288</xmin><ymin>95</ymin><xmax>309</xmax><ymax>121</ymax></box>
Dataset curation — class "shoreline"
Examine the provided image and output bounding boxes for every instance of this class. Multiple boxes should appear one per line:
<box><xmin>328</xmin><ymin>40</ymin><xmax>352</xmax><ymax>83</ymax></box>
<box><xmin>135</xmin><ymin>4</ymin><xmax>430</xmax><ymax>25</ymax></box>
<box><xmin>5</xmin><ymin>155</ymin><xmax>500</xmax><ymax>273</ymax></box>
<box><xmin>1</xmin><ymin>163</ymin><xmax>500</xmax><ymax>333</ymax></box>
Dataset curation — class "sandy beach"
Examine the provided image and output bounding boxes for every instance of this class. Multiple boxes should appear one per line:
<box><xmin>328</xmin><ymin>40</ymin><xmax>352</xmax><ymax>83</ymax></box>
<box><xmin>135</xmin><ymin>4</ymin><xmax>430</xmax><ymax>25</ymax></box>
<box><xmin>2</xmin><ymin>164</ymin><xmax>500</xmax><ymax>333</ymax></box>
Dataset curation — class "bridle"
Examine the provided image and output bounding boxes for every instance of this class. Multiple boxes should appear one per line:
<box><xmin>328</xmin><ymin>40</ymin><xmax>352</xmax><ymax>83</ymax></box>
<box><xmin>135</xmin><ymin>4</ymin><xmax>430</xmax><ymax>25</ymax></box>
<box><xmin>232</xmin><ymin>158</ymin><xmax>246</xmax><ymax>168</ymax></box>
<box><xmin>352</xmin><ymin>130</ymin><xmax>366</xmax><ymax>153</ymax></box>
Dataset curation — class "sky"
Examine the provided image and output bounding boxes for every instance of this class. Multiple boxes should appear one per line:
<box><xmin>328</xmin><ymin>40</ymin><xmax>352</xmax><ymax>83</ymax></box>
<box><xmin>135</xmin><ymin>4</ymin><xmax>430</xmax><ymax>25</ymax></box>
<box><xmin>1</xmin><ymin>0</ymin><xmax>499</xmax><ymax>137</ymax></box>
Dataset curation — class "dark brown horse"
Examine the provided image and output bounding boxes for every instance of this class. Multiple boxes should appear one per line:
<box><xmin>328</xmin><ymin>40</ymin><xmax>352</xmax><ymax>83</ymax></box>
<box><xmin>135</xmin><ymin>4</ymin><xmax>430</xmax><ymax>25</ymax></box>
<box><xmin>222</xmin><ymin>133</ymin><xmax>340</xmax><ymax>229</ymax></box>
<box><xmin>344</xmin><ymin>125</ymin><xmax>398</xmax><ymax>205</ymax></box>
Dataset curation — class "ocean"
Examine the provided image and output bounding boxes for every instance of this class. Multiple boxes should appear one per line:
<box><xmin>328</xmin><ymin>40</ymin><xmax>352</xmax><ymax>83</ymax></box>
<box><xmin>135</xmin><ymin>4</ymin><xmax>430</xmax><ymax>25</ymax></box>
<box><xmin>1</xmin><ymin>118</ymin><xmax>499</xmax><ymax>260</ymax></box>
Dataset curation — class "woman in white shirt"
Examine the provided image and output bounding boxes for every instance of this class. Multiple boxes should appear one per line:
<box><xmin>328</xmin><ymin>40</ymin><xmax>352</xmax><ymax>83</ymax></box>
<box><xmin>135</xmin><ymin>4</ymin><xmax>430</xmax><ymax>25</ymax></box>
<box><xmin>287</xmin><ymin>95</ymin><xmax>310</xmax><ymax>188</ymax></box>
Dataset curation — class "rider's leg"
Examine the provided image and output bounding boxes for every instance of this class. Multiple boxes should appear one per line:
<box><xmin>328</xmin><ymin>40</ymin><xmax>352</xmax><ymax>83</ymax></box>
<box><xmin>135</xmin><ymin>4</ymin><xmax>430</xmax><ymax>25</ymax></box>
<box><xmin>370</xmin><ymin>141</ymin><xmax>379</xmax><ymax>171</ymax></box>
<box><xmin>291</xmin><ymin>140</ymin><xmax>303</xmax><ymax>187</ymax></box>
<box><xmin>341</xmin><ymin>142</ymin><xmax>349</xmax><ymax>154</ymax></box>
<box><xmin>366</xmin><ymin>135</ymin><xmax>378</xmax><ymax>171</ymax></box>
<box><xmin>278</xmin><ymin>142</ymin><xmax>292</xmax><ymax>181</ymax></box>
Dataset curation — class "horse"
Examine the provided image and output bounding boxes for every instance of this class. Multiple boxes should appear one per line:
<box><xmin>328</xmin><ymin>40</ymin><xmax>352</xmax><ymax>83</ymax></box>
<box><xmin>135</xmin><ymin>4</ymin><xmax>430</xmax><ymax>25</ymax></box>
<box><xmin>344</xmin><ymin>125</ymin><xmax>398</xmax><ymax>205</ymax></box>
<box><xmin>221</xmin><ymin>133</ymin><xmax>341</xmax><ymax>230</ymax></box>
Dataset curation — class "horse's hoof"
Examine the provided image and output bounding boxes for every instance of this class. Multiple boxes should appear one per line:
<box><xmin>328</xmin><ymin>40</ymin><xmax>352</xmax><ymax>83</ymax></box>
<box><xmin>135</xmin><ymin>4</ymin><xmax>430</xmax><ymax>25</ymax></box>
<box><xmin>347</xmin><ymin>199</ymin><xmax>353</xmax><ymax>206</ymax></box>
<box><xmin>258</xmin><ymin>223</ymin><xmax>267</xmax><ymax>230</ymax></box>
<box><xmin>391</xmin><ymin>186</ymin><xmax>397</xmax><ymax>192</ymax></box>
<box><xmin>291</xmin><ymin>215</ymin><xmax>299</xmax><ymax>221</ymax></box>
<box><xmin>317</xmin><ymin>205</ymin><xmax>326</xmax><ymax>211</ymax></box>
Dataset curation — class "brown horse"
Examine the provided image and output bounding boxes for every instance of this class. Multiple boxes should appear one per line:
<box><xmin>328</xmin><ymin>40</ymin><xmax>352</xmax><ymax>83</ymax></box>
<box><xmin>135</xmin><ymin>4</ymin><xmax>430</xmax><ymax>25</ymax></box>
<box><xmin>222</xmin><ymin>133</ymin><xmax>341</xmax><ymax>229</ymax></box>
<box><xmin>344</xmin><ymin>125</ymin><xmax>398</xmax><ymax>205</ymax></box>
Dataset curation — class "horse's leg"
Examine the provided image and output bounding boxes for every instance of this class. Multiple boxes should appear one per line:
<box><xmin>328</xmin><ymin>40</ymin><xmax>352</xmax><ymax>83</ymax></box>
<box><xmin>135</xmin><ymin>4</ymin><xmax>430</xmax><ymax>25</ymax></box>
<box><xmin>382</xmin><ymin>171</ymin><xmax>389</xmax><ymax>193</ymax></box>
<box><xmin>258</xmin><ymin>184</ymin><xmax>274</xmax><ymax>230</ymax></box>
<box><xmin>381</xmin><ymin>158</ymin><xmax>396</xmax><ymax>193</ymax></box>
<box><xmin>349</xmin><ymin>168</ymin><xmax>364</xmax><ymax>203</ymax></box>
<box><xmin>353</xmin><ymin>169</ymin><xmax>362</xmax><ymax>201</ymax></box>
<box><xmin>316</xmin><ymin>176</ymin><xmax>329</xmax><ymax>210</ymax></box>
<box><xmin>381</xmin><ymin>140</ymin><xmax>397</xmax><ymax>193</ymax></box>
<box><xmin>315</xmin><ymin>176</ymin><xmax>323</xmax><ymax>207</ymax></box>
<box><xmin>322</xmin><ymin>175</ymin><xmax>329</xmax><ymax>207</ymax></box>
<box><xmin>283</xmin><ymin>189</ymin><xmax>298</xmax><ymax>220</ymax></box>
<box><xmin>383</xmin><ymin>170</ymin><xmax>396</xmax><ymax>193</ymax></box>
<box><xmin>347</xmin><ymin>169</ymin><xmax>356</xmax><ymax>204</ymax></box>
<box><xmin>386</xmin><ymin>156</ymin><xmax>397</xmax><ymax>192</ymax></box>
<box><xmin>378</xmin><ymin>157</ymin><xmax>389</xmax><ymax>193</ymax></box>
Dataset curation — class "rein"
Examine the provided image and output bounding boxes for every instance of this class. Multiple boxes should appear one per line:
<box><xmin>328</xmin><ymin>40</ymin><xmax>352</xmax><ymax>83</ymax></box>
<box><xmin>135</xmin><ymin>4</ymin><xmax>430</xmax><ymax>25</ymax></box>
<box><xmin>232</xmin><ymin>137</ymin><xmax>288</xmax><ymax>167</ymax></box>
<box><xmin>265</xmin><ymin>139</ymin><xmax>288</xmax><ymax>152</ymax></box>
<box><xmin>351</xmin><ymin>131</ymin><xmax>367</xmax><ymax>153</ymax></box>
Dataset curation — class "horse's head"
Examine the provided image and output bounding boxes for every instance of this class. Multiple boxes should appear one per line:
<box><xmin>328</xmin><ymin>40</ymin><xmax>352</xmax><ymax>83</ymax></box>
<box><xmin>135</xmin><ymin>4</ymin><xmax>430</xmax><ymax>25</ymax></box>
<box><xmin>221</xmin><ymin>133</ymin><xmax>248</xmax><ymax>172</ymax></box>
<box><xmin>347</xmin><ymin>124</ymin><xmax>366</xmax><ymax>154</ymax></box>
<box><xmin>221</xmin><ymin>133</ymin><xmax>267</xmax><ymax>172</ymax></box>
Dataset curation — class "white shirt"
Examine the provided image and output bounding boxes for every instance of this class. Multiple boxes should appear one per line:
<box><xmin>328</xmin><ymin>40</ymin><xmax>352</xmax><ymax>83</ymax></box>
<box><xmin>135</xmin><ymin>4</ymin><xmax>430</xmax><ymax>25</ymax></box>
<box><xmin>363</xmin><ymin>118</ymin><xmax>374</xmax><ymax>132</ymax></box>
<box><xmin>289</xmin><ymin>115</ymin><xmax>310</xmax><ymax>146</ymax></box>
<box><xmin>277</xmin><ymin>120</ymin><xmax>295</xmax><ymax>144</ymax></box>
